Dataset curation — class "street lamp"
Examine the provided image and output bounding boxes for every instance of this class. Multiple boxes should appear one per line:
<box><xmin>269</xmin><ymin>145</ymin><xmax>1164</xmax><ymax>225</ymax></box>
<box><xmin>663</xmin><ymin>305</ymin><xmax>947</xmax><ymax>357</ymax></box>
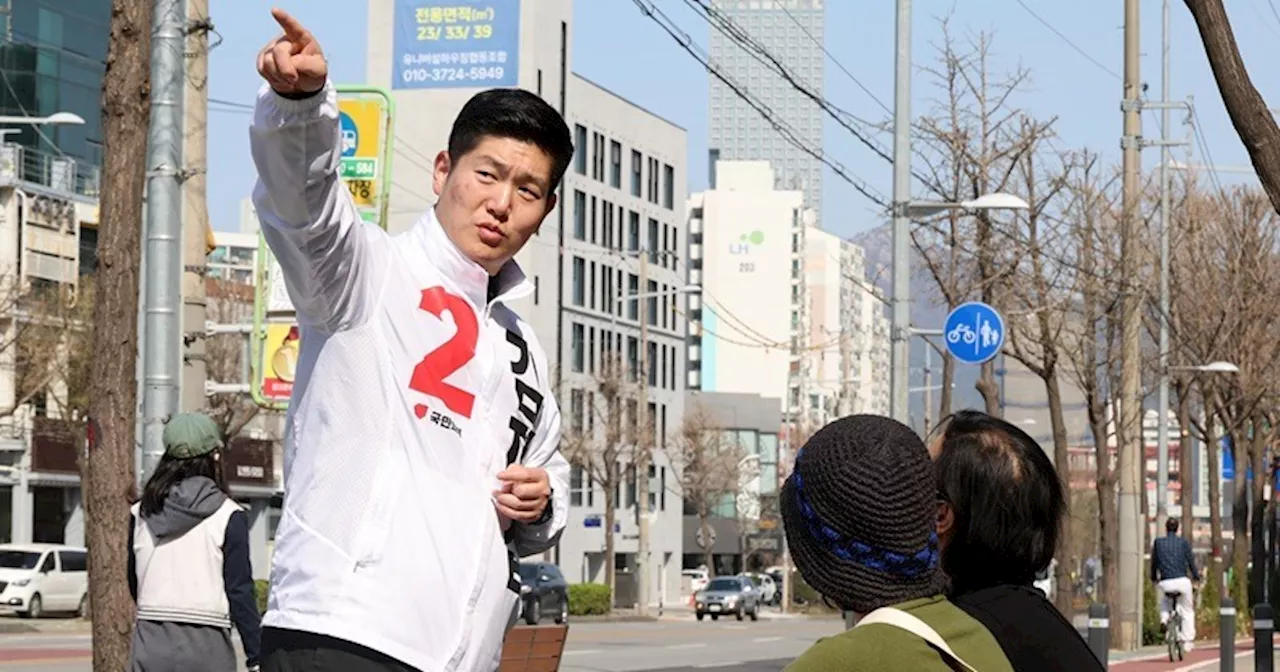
<box><xmin>0</xmin><ymin>112</ymin><xmax>86</xmax><ymax>141</ymax></box>
<box><xmin>889</xmin><ymin>191</ymin><xmax>1029</xmax><ymax>424</ymax></box>
<box><xmin>1156</xmin><ymin>360</ymin><xmax>1238</xmax><ymax>520</ymax></box>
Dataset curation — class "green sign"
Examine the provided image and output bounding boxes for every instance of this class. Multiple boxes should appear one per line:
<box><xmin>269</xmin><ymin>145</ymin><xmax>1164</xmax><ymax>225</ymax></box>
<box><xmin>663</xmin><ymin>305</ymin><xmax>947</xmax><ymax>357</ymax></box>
<box><xmin>340</xmin><ymin>157</ymin><xmax>379</xmax><ymax>180</ymax></box>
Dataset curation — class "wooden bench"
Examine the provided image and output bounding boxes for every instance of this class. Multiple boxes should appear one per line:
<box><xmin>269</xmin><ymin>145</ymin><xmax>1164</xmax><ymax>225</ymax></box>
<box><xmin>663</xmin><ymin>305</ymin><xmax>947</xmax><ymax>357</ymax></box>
<box><xmin>499</xmin><ymin>624</ymin><xmax>569</xmax><ymax>672</ymax></box>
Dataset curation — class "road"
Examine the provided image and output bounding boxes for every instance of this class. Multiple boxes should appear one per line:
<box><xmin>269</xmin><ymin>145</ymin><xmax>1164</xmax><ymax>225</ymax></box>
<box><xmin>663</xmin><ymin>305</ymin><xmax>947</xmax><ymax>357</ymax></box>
<box><xmin>0</xmin><ymin>613</ymin><xmax>841</xmax><ymax>671</ymax></box>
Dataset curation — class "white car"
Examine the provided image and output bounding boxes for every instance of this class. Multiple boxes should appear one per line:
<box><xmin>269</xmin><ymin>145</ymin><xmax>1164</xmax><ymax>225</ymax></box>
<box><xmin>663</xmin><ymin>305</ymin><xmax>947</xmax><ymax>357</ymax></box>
<box><xmin>0</xmin><ymin>544</ymin><xmax>89</xmax><ymax>618</ymax></box>
<box><xmin>682</xmin><ymin>568</ymin><xmax>709</xmax><ymax>595</ymax></box>
<box><xmin>740</xmin><ymin>572</ymin><xmax>777</xmax><ymax>605</ymax></box>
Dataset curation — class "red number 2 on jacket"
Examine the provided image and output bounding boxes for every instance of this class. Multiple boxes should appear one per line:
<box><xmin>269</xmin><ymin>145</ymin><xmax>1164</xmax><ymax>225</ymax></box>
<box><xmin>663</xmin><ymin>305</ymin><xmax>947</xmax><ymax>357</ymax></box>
<box><xmin>409</xmin><ymin>287</ymin><xmax>478</xmax><ymax>419</ymax></box>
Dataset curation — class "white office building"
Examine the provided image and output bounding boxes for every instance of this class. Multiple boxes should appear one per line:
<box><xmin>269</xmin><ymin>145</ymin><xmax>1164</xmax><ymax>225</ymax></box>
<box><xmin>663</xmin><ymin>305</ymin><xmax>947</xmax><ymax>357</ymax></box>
<box><xmin>364</xmin><ymin>0</ymin><xmax>686</xmax><ymax>607</ymax></box>
<box><xmin>687</xmin><ymin>161</ymin><xmax>888</xmax><ymax>429</ymax></box>
<box><xmin>207</xmin><ymin>231</ymin><xmax>257</xmax><ymax>285</ymax></box>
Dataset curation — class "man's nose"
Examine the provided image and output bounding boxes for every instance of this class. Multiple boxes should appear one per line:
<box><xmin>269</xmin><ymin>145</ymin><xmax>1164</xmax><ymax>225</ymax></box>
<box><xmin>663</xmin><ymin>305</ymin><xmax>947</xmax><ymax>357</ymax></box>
<box><xmin>487</xmin><ymin>186</ymin><xmax>513</xmax><ymax>218</ymax></box>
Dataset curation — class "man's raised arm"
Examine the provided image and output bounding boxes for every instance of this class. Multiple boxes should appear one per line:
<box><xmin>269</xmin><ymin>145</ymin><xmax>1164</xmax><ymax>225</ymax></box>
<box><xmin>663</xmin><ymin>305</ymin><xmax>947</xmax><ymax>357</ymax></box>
<box><xmin>249</xmin><ymin>9</ymin><xmax>382</xmax><ymax>332</ymax></box>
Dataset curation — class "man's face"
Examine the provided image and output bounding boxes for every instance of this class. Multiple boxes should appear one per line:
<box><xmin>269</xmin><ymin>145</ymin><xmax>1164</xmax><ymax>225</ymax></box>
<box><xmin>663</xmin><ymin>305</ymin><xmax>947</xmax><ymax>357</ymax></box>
<box><xmin>432</xmin><ymin>136</ymin><xmax>558</xmax><ymax>275</ymax></box>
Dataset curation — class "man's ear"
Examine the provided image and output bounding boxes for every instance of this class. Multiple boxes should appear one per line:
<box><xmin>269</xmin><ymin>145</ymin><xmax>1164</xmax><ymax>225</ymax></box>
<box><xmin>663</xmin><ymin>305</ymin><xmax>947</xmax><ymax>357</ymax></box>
<box><xmin>936</xmin><ymin>501</ymin><xmax>955</xmax><ymax>540</ymax></box>
<box><xmin>432</xmin><ymin>150</ymin><xmax>451</xmax><ymax>197</ymax></box>
<box><xmin>544</xmin><ymin>191</ymin><xmax>558</xmax><ymax>217</ymax></box>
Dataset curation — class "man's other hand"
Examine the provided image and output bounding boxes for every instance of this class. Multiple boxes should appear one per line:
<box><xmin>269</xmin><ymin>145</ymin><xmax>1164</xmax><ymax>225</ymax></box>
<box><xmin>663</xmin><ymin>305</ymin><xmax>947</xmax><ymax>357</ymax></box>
<box><xmin>494</xmin><ymin>465</ymin><xmax>551</xmax><ymax>524</ymax></box>
<box><xmin>257</xmin><ymin>8</ymin><xmax>327</xmax><ymax>95</ymax></box>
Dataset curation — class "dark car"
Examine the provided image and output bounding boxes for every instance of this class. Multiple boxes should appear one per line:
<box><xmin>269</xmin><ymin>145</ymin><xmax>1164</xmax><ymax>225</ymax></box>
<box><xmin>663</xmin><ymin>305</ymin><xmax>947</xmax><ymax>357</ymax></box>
<box><xmin>518</xmin><ymin>562</ymin><xmax>568</xmax><ymax>625</ymax></box>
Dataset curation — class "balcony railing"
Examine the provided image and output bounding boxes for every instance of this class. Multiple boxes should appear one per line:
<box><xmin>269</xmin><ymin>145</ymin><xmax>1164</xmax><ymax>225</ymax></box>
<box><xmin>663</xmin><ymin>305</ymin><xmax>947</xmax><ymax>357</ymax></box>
<box><xmin>0</xmin><ymin>143</ymin><xmax>101</xmax><ymax>198</ymax></box>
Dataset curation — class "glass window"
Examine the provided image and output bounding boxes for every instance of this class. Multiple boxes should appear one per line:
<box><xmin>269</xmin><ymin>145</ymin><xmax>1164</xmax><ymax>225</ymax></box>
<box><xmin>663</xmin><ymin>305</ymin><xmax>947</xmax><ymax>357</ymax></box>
<box><xmin>574</xmin><ymin>125</ymin><xmax>587</xmax><ymax>174</ymax></box>
<box><xmin>647</xmin><ymin>280</ymin><xmax>658</xmax><ymax>326</ymax></box>
<box><xmin>573</xmin><ymin>190</ymin><xmax>586</xmax><ymax>240</ymax></box>
<box><xmin>663</xmin><ymin>164</ymin><xmax>674</xmax><ymax>209</ymax></box>
<box><xmin>627</xmin><ymin>274</ymin><xmax>639</xmax><ymax>320</ymax></box>
<box><xmin>58</xmin><ymin>551</ymin><xmax>86</xmax><ymax>572</ymax></box>
<box><xmin>572</xmin><ymin>256</ymin><xmax>585</xmax><ymax>306</ymax></box>
<box><xmin>588</xmin><ymin>261</ymin><xmax>596</xmax><ymax>311</ymax></box>
<box><xmin>628</xmin><ymin>212</ymin><xmax>640</xmax><ymax>251</ymax></box>
<box><xmin>589</xmin><ymin>196</ymin><xmax>597</xmax><ymax>244</ymax></box>
<box><xmin>631</xmin><ymin>150</ymin><xmax>642</xmax><ymax>196</ymax></box>
<box><xmin>571</xmin><ymin>323</ymin><xmax>585</xmax><ymax>372</ymax></box>
<box><xmin>610</xmin><ymin>140</ymin><xmax>622</xmax><ymax>188</ymax></box>
<box><xmin>647</xmin><ymin>219</ymin><xmax>659</xmax><ymax>263</ymax></box>
<box><xmin>570</xmin><ymin>389</ymin><xmax>584</xmax><ymax>434</ymax></box>
<box><xmin>0</xmin><ymin>551</ymin><xmax>41</xmax><ymax>569</ymax></box>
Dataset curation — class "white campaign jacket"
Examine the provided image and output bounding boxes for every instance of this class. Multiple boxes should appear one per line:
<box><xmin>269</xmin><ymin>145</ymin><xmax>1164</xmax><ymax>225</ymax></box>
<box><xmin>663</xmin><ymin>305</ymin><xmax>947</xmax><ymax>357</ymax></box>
<box><xmin>249</xmin><ymin>81</ymin><xmax>568</xmax><ymax>672</ymax></box>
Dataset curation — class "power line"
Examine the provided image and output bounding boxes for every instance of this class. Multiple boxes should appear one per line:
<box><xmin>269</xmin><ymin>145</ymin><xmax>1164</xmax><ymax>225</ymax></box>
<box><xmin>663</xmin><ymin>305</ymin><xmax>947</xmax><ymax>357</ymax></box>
<box><xmin>209</xmin><ymin>97</ymin><xmax>254</xmax><ymax>110</ymax></box>
<box><xmin>629</xmin><ymin>0</ymin><xmax>888</xmax><ymax>207</ymax></box>
<box><xmin>1012</xmin><ymin>0</ymin><xmax>1122</xmax><ymax>80</ymax></box>
<box><xmin>774</xmin><ymin>0</ymin><xmax>891</xmax><ymax>116</ymax></box>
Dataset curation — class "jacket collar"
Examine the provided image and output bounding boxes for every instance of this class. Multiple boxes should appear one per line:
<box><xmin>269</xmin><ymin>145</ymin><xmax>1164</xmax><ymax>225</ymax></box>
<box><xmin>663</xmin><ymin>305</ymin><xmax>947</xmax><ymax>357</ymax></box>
<box><xmin>413</xmin><ymin>208</ymin><xmax>533</xmax><ymax>310</ymax></box>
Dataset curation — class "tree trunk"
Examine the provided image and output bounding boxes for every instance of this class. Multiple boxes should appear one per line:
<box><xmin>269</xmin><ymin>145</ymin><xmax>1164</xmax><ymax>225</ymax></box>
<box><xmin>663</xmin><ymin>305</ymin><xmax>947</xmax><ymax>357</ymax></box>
<box><xmin>1183</xmin><ymin>0</ymin><xmax>1280</xmax><ymax>214</ymax></box>
<box><xmin>1249</xmin><ymin>418</ymin><xmax>1267</xmax><ymax>606</ymax></box>
<box><xmin>976</xmin><ymin>360</ymin><xmax>1001</xmax><ymax>416</ymax></box>
<box><xmin>1207</xmin><ymin>424</ymin><xmax>1225</xmax><ymax>596</ymax></box>
<box><xmin>1177</xmin><ymin>384</ymin><xmax>1195</xmax><ymax>543</ymax></box>
<box><xmin>939</xmin><ymin>353</ymin><xmax>955</xmax><ymax>422</ymax></box>
<box><xmin>1229</xmin><ymin>430</ymin><xmax>1250</xmax><ymax>606</ymax></box>
<box><xmin>699</xmin><ymin>510</ymin><xmax>714</xmax><ymax>573</ymax></box>
<box><xmin>604</xmin><ymin>460</ymin><xmax>617</xmax><ymax>598</ymax></box>
<box><xmin>1045</xmin><ymin>372</ymin><xmax>1074</xmax><ymax>615</ymax></box>
<box><xmin>1089</xmin><ymin>394</ymin><xmax>1120</xmax><ymax>614</ymax></box>
<box><xmin>85</xmin><ymin>1</ymin><xmax>151</xmax><ymax>668</ymax></box>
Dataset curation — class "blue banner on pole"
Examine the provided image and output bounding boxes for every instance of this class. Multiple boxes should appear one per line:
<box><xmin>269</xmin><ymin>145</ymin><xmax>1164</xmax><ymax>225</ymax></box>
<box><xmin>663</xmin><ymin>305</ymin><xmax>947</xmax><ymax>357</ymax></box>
<box><xmin>392</xmin><ymin>0</ymin><xmax>520</xmax><ymax>90</ymax></box>
<box><xmin>944</xmin><ymin>302</ymin><xmax>1005</xmax><ymax>365</ymax></box>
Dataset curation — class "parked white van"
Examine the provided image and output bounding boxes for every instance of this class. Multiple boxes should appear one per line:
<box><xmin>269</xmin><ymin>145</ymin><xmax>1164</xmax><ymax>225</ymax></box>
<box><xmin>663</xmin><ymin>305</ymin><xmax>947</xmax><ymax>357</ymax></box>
<box><xmin>0</xmin><ymin>544</ymin><xmax>88</xmax><ymax>618</ymax></box>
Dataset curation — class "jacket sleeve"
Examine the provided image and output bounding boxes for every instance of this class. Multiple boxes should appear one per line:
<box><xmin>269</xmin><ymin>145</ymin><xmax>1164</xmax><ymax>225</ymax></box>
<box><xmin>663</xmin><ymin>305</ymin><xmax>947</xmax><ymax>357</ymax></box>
<box><xmin>127</xmin><ymin>514</ymin><xmax>137</xmax><ymax>602</ymax></box>
<box><xmin>249</xmin><ymin>80</ymin><xmax>385</xmax><ymax>332</ymax></box>
<box><xmin>510</xmin><ymin>390</ymin><xmax>568</xmax><ymax>558</ymax></box>
<box><xmin>1185</xmin><ymin>540</ymin><xmax>1201</xmax><ymax>582</ymax></box>
<box><xmin>222</xmin><ymin>510</ymin><xmax>262</xmax><ymax>667</ymax></box>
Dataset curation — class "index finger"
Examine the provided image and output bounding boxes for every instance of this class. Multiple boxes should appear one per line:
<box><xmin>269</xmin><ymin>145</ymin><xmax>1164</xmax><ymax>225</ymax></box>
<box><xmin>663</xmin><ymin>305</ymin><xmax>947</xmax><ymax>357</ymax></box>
<box><xmin>497</xmin><ymin>464</ymin><xmax>537</xmax><ymax>481</ymax></box>
<box><xmin>271</xmin><ymin>7</ymin><xmax>309</xmax><ymax>41</ymax></box>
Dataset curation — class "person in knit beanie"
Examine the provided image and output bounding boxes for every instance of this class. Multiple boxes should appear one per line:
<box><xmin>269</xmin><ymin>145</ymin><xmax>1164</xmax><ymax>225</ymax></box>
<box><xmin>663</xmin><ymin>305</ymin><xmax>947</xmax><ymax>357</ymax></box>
<box><xmin>783</xmin><ymin>415</ymin><xmax>1012</xmax><ymax>672</ymax></box>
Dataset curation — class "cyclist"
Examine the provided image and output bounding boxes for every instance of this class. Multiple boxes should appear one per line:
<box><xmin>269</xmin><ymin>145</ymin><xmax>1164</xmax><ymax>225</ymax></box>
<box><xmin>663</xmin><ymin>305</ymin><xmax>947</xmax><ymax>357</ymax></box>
<box><xmin>1151</xmin><ymin>518</ymin><xmax>1200</xmax><ymax>651</ymax></box>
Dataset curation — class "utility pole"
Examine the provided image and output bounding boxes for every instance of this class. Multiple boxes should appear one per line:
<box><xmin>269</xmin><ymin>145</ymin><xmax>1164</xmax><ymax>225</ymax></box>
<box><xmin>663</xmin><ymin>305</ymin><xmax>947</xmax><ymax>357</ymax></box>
<box><xmin>142</xmin><ymin>0</ymin><xmax>186</xmax><ymax>479</ymax></box>
<box><xmin>838</xmin><ymin>322</ymin><xmax>854</xmax><ymax>416</ymax></box>
<box><xmin>181</xmin><ymin>0</ymin><xmax>209</xmax><ymax>414</ymax></box>
<box><xmin>1117</xmin><ymin>0</ymin><xmax>1145</xmax><ymax>650</ymax></box>
<box><xmin>923</xmin><ymin>345</ymin><xmax>933</xmax><ymax>433</ymax></box>
<box><xmin>636</xmin><ymin>251</ymin><xmax>651</xmax><ymax>617</ymax></box>
<box><xmin>1155</xmin><ymin>0</ymin><xmax>1172</xmax><ymax>525</ymax></box>
<box><xmin>888</xmin><ymin>0</ymin><xmax>913</xmax><ymax>425</ymax></box>
<box><xmin>86</xmin><ymin>0</ymin><xmax>151</xmax><ymax>667</ymax></box>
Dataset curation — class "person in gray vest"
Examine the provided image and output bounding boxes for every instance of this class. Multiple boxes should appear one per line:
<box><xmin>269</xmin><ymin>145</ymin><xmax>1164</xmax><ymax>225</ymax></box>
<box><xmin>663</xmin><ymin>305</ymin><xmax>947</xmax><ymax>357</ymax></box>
<box><xmin>128</xmin><ymin>413</ymin><xmax>262</xmax><ymax>671</ymax></box>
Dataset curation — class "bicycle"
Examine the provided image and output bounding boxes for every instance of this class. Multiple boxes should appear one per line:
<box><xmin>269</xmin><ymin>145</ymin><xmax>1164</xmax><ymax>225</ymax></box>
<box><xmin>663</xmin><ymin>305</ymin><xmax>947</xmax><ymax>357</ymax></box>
<box><xmin>1164</xmin><ymin>591</ymin><xmax>1185</xmax><ymax>662</ymax></box>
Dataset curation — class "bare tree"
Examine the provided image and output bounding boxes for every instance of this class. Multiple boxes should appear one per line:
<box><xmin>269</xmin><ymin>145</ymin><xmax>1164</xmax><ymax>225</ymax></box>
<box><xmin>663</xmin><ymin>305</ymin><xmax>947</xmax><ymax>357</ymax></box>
<box><xmin>1168</xmin><ymin>185</ymin><xmax>1280</xmax><ymax>603</ymax></box>
<box><xmin>910</xmin><ymin>20</ymin><xmax>1051</xmax><ymax>415</ymax></box>
<box><xmin>1057</xmin><ymin>155</ymin><xmax>1125</xmax><ymax>615</ymax></box>
<box><xmin>204</xmin><ymin>279</ymin><xmax>261</xmax><ymax>439</ymax></box>
<box><xmin>1182</xmin><ymin>0</ymin><xmax>1280</xmax><ymax>214</ymax></box>
<box><xmin>668</xmin><ymin>401</ymin><xmax>741</xmax><ymax>572</ymax></box>
<box><xmin>85</xmin><ymin>0</ymin><xmax>151</xmax><ymax>666</ymax></box>
<box><xmin>999</xmin><ymin>141</ymin><xmax>1076</xmax><ymax>614</ymax></box>
<box><xmin>560</xmin><ymin>355</ymin><xmax>626</xmax><ymax>593</ymax></box>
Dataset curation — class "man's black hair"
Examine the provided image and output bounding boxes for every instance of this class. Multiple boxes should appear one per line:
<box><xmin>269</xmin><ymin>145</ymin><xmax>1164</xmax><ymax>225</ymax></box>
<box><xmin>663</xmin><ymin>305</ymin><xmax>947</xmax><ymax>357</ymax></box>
<box><xmin>448</xmin><ymin>88</ymin><xmax>574</xmax><ymax>193</ymax></box>
<box><xmin>935</xmin><ymin>410</ymin><xmax>1065</xmax><ymax>593</ymax></box>
<box><xmin>1166</xmin><ymin>517</ymin><xmax>1180</xmax><ymax>533</ymax></box>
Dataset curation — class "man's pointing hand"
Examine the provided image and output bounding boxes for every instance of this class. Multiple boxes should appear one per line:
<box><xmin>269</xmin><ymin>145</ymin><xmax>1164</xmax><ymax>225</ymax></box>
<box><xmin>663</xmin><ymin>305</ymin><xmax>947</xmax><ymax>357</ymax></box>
<box><xmin>257</xmin><ymin>8</ymin><xmax>327</xmax><ymax>96</ymax></box>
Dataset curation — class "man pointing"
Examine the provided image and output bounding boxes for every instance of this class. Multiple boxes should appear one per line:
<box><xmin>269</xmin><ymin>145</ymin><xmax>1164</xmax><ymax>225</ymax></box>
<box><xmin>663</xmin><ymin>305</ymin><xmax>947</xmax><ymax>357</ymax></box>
<box><xmin>251</xmin><ymin>9</ymin><xmax>571</xmax><ymax>671</ymax></box>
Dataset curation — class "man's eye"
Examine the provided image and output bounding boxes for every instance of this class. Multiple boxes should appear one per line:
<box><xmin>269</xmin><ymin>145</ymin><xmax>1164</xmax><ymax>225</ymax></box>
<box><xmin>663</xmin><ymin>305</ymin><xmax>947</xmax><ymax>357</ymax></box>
<box><xmin>477</xmin><ymin>171</ymin><xmax>495</xmax><ymax>180</ymax></box>
<box><xmin>520</xmin><ymin>187</ymin><xmax>541</xmax><ymax>199</ymax></box>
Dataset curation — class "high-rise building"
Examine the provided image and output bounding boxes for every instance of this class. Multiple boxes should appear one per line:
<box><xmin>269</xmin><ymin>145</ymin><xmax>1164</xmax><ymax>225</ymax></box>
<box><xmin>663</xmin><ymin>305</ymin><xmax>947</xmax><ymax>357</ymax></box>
<box><xmin>708</xmin><ymin>0</ymin><xmax>824</xmax><ymax>216</ymax></box>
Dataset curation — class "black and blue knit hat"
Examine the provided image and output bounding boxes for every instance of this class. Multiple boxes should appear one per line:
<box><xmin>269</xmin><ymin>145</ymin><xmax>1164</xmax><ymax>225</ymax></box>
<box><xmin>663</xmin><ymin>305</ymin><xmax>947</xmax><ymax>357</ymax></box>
<box><xmin>781</xmin><ymin>414</ymin><xmax>947</xmax><ymax>613</ymax></box>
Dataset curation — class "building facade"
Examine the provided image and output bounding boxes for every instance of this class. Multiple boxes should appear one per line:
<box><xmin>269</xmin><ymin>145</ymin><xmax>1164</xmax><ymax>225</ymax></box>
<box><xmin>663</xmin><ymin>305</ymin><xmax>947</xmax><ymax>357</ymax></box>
<box><xmin>707</xmin><ymin>0</ymin><xmax>824</xmax><ymax>215</ymax></box>
<box><xmin>802</xmin><ymin>227</ymin><xmax>890</xmax><ymax>423</ymax></box>
<box><xmin>364</xmin><ymin>0</ymin><xmax>687</xmax><ymax>606</ymax></box>
<box><xmin>208</xmin><ymin>231</ymin><xmax>257</xmax><ymax>285</ymax></box>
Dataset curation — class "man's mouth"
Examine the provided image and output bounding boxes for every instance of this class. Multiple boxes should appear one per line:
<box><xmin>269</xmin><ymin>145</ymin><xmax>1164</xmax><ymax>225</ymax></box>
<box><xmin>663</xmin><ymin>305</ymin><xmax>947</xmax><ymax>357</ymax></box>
<box><xmin>477</xmin><ymin>223</ymin><xmax>505</xmax><ymax>245</ymax></box>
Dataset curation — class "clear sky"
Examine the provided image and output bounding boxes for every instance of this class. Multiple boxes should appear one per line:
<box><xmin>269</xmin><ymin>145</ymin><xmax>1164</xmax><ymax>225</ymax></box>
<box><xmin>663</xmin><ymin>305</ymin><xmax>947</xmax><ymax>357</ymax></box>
<box><xmin>206</xmin><ymin>0</ymin><xmax>1278</xmax><ymax>242</ymax></box>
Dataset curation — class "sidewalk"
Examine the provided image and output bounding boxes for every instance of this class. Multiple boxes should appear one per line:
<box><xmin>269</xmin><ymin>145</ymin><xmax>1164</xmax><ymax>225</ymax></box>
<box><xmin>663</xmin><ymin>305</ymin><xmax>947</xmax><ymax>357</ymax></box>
<box><xmin>1108</xmin><ymin>639</ymin><xmax>1259</xmax><ymax>671</ymax></box>
<box><xmin>0</xmin><ymin>616</ymin><xmax>90</xmax><ymax>635</ymax></box>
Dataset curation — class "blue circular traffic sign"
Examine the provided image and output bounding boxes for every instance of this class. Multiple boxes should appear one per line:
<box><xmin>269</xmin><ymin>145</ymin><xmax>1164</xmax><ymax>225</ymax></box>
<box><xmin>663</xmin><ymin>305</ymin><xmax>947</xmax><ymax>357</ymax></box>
<box><xmin>944</xmin><ymin>301</ymin><xmax>1005</xmax><ymax>364</ymax></box>
<box><xmin>339</xmin><ymin>111</ymin><xmax>358</xmax><ymax>158</ymax></box>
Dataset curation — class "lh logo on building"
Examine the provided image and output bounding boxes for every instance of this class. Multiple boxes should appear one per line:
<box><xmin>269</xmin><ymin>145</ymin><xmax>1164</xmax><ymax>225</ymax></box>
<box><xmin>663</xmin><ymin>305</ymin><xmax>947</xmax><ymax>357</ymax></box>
<box><xmin>728</xmin><ymin>230</ymin><xmax>764</xmax><ymax>255</ymax></box>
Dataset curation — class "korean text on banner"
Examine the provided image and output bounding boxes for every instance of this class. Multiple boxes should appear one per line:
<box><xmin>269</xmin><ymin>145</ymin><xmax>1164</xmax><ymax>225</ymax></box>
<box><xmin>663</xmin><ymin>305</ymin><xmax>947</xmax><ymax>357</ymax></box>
<box><xmin>392</xmin><ymin>0</ymin><xmax>520</xmax><ymax>90</ymax></box>
<box><xmin>260</xmin><ymin>323</ymin><xmax>301</xmax><ymax>402</ymax></box>
<box><xmin>338</xmin><ymin>98</ymin><xmax>384</xmax><ymax>210</ymax></box>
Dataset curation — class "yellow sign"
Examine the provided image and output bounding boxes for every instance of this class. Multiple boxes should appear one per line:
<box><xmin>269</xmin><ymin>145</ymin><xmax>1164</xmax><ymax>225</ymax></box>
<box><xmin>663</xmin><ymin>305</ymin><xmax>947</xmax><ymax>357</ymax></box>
<box><xmin>260</xmin><ymin>323</ymin><xmax>300</xmax><ymax>402</ymax></box>
<box><xmin>338</xmin><ymin>98</ymin><xmax>385</xmax><ymax>208</ymax></box>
